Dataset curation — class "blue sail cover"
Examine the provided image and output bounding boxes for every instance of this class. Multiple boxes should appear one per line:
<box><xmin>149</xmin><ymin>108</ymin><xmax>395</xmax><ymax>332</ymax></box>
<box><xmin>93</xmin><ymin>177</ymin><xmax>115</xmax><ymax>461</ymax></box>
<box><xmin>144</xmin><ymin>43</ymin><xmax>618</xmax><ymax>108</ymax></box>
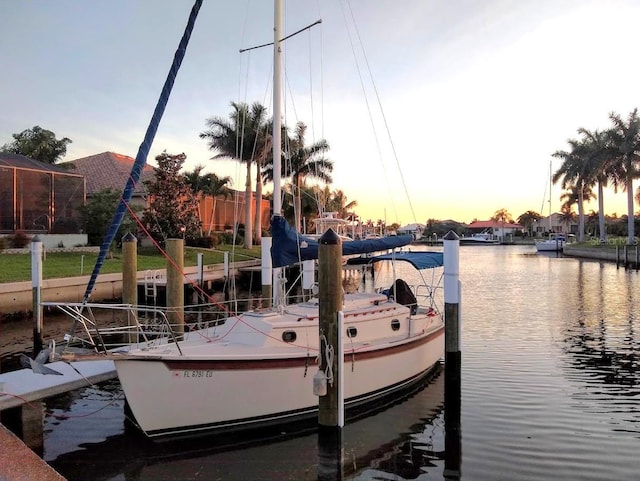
<box><xmin>369</xmin><ymin>251</ymin><xmax>444</xmax><ymax>270</ymax></box>
<box><xmin>270</xmin><ymin>215</ymin><xmax>413</xmax><ymax>268</ymax></box>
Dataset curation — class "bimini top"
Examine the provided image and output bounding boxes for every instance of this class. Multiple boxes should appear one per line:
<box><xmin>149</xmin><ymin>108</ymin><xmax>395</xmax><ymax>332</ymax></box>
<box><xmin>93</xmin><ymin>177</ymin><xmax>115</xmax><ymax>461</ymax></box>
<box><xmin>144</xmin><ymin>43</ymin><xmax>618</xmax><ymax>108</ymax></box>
<box><xmin>271</xmin><ymin>215</ymin><xmax>413</xmax><ymax>268</ymax></box>
<box><xmin>370</xmin><ymin>251</ymin><xmax>444</xmax><ymax>270</ymax></box>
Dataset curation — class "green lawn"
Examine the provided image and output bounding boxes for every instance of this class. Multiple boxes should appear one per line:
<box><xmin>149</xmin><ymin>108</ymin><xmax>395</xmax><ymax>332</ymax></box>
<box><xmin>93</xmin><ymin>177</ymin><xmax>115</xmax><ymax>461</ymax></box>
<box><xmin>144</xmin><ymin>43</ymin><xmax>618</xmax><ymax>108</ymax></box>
<box><xmin>0</xmin><ymin>245</ymin><xmax>261</xmax><ymax>283</ymax></box>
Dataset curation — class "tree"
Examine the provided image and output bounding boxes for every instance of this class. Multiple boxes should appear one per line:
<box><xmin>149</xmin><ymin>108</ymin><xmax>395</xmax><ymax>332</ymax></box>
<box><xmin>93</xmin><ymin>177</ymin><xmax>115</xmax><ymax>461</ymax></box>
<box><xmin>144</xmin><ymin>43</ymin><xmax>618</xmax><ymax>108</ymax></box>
<box><xmin>324</xmin><ymin>188</ymin><xmax>358</xmax><ymax>220</ymax></box>
<box><xmin>578</xmin><ymin>128</ymin><xmax>616</xmax><ymax>242</ymax></box>
<box><xmin>1</xmin><ymin>126</ymin><xmax>72</xmax><ymax>164</ymax></box>
<box><xmin>558</xmin><ymin>205</ymin><xmax>577</xmax><ymax>233</ymax></box>
<box><xmin>608</xmin><ymin>109</ymin><xmax>640</xmax><ymax>244</ymax></box>
<box><xmin>183</xmin><ymin>164</ymin><xmax>234</xmax><ymax>236</ymax></box>
<box><xmin>141</xmin><ymin>151</ymin><xmax>201</xmax><ymax>244</ymax></box>
<box><xmin>200</xmin><ymin>101</ymin><xmax>271</xmax><ymax>249</ymax></box>
<box><xmin>204</xmin><ymin>172</ymin><xmax>233</xmax><ymax>236</ymax></box>
<box><xmin>80</xmin><ymin>189</ymin><xmax>139</xmax><ymax>246</ymax></box>
<box><xmin>491</xmin><ymin>208</ymin><xmax>513</xmax><ymax>241</ymax></box>
<box><xmin>553</xmin><ymin>138</ymin><xmax>592</xmax><ymax>242</ymax></box>
<box><xmin>517</xmin><ymin>210</ymin><xmax>542</xmax><ymax>237</ymax></box>
<box><xmin>264</xmin><ymin>121</ymin><xmax>333</xmax><ymax>232</ymax></box>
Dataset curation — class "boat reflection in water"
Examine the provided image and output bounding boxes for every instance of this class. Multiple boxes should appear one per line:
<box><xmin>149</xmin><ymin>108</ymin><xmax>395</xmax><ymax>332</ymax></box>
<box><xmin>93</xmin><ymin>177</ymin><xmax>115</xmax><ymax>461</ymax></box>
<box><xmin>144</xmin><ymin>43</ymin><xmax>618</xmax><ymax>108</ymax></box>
<box><xmin>46</xmin><ymin>366</ymin><xmax>445</xmax><ymax>481</ymax></box>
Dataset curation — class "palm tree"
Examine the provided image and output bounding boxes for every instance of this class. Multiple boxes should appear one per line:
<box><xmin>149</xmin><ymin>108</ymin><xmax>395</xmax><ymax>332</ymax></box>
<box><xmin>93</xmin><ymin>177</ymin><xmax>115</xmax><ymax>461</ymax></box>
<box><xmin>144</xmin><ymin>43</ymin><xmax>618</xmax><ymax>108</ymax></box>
<box><xmin>491</xmin><ymin>208</ymin><xmax>513</xmax><ymax>241</ymax></box>
<box><xmin>285</xmin><ymin>122</ymin><xmax>333</xmax><ymax>231</ymax></box>
<box><xmin>608</xmin><ymin>109</ymin><xmax>640</xmax><ymax>244</ymax></box>
<box><xmin>517</xmin><ymin>210</ymin><xmax>542</xmax><ymax>237</ymax></box>
<box><xmin>183</xmin><ymin>164</ymin><xmax>209</xmax><ymax>234</ymax></box>
<box><xmin>578</xmin><ymin>128</ymin><xmax>616</xmax><ymax>242</ymax></box>
<box><xmin>204</xmin><ymin>173</ymin><xmax>233</xmax><ymax>235</ymax></box>
<box><xmin>558</xmin><ymin>205</ymin><xmax>577</xmax><ymax>234</ymax></box>
<box><xmin>200</xmin><ymin>101</ymin><xmax>270</xmax><ymax>249</ymax></box>
<box><xmin>553</xmin><ymin>138</ymin><xmax>594</xmax><ymax>242</ymax></box>
<box><xmin>263</xmin><ymin>121</ymin><xmax>333</xmax><ymax>232</ymax></box>
<box><xmin>559</xmin><ymin>184</ymin><xmax>594</xmax><ymax>234</ymax></box>
<box><xmin>325</xmin><ymin>189</ymin><xmax>358</xmax><ymax>220</ymax></box>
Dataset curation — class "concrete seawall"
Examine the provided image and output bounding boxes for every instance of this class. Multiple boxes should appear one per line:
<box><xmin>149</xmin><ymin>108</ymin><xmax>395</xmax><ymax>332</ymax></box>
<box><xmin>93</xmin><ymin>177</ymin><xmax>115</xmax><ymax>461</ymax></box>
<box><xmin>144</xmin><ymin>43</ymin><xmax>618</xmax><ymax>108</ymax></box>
<box><xmin>0</xmin><ymin>260</ymin><xmax>260</xmax><ymax>316</ymax></box>
<box><xmin>563</xmin><ymin>244</ymin><xmax>640</xmax><ymax>267</ymax></box>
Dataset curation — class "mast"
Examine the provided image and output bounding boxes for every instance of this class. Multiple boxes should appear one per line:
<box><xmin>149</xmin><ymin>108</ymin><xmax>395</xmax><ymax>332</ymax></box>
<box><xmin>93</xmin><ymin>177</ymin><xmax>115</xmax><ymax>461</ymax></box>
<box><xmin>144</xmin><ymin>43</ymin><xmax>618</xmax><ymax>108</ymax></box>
<box><xmin>272</xmin><ymin>0</ymin><xmax>283</xmax><ymax>305</ymax></box>
<box><xmin>548</xmin><ymin>160</ymin><xmax>552</xmax><ymax>233</ymax></box>
<box><xmin>273</xmin><ymin>0</ymin><xmax>282</xmax><ymax>215</ymax></box>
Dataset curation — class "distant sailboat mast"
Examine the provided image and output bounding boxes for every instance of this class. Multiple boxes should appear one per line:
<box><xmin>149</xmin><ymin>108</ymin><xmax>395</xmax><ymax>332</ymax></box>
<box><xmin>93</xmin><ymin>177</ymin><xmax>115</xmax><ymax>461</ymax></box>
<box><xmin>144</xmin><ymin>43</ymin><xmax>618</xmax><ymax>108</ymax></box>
<box><xmin>548</xmin><ymin>160</ymin><xmax>552</xmax><ymax>233</ymax></box>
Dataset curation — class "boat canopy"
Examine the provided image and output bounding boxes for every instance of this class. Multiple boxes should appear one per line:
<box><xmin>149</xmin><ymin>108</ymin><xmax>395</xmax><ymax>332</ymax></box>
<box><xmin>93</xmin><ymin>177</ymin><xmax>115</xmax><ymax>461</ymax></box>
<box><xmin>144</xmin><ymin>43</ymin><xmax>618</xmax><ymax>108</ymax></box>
<box><xmin>271</xmin><ymin>215</ymin><xmax>413</xmax><ymax>268</ymax></box>
<box><xmin>369</xmin><ymin>251</ymin><xmax>444</xmax><ymax>270</ymax></box>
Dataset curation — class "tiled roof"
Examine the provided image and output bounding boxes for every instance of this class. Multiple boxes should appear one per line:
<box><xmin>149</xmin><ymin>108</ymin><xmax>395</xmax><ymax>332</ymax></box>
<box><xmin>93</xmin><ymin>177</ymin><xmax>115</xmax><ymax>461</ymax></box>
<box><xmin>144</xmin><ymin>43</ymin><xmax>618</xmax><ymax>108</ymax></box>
<box><xmin>468</xmin><ymin>220</ymin><xmax>523</xmax><ymax>229</ymax></box>
<box><xmin>62</xmin><ymin>151</ymin><xmax>156</xmax><ymax>196</ymax></box>
<box><xmin>0</xmin><ymin>152</ymin><xmax>82</xmax><ymax>176</ymax></box>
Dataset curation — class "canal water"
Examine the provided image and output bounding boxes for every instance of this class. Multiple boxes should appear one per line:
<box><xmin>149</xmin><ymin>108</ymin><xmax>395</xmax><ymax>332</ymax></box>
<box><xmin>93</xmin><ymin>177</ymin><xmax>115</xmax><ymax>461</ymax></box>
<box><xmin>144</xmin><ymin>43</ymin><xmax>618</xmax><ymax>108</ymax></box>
<box><xmin>39</xmin><ymin>245</ymin><xmax>640</xmax><ymax>480</ymax></box>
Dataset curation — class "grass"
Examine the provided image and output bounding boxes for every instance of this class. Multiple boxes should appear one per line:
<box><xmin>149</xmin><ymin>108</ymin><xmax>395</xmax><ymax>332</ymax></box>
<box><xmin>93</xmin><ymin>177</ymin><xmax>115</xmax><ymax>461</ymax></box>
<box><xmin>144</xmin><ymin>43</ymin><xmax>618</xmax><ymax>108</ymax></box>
<box><xmin>0</xmin><ymin>245</ymin><xmax>261</xmax><ymax>283</ymax></box>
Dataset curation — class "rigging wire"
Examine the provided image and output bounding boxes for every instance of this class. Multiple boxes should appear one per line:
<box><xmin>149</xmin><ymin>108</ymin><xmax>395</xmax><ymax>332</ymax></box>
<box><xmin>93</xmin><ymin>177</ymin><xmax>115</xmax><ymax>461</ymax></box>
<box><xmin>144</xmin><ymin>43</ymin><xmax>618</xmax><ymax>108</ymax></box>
<box><xmin>337</xmin><ymin>0</ymin><xmax>398</xmax><ymax>225</ymax></box>
<box><xmin>345</xmin><ymin>0</ymin><xmax>420</xmax><ymax>225</ymax></box>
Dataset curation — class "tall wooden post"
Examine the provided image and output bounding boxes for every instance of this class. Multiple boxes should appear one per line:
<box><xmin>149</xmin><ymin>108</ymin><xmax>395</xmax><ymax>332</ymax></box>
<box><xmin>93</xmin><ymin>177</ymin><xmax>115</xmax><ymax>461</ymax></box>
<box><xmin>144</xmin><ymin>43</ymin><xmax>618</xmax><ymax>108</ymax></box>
<box><xmin>166</xmin><ymin>238</ymin><xmax>184</xmax><ymax>339</ymax></box>
<box><xmin>31</xmin><ymin>236</ymin><xmax>43</xmax><ymax>355</ymax></box>
<box><xmin>443</xmin><ymin>230</ymin><xmax>462</xmax><ymax>479</ymax></box>
<box><xmin>317</xmin><ymin>228</ymin><xmax>343</xmax><ymax>480</ymax></box>
<box><xmin>122</xmin><ymin>233</ymin><xmax>138</xmax><ymax>343</ymax></box>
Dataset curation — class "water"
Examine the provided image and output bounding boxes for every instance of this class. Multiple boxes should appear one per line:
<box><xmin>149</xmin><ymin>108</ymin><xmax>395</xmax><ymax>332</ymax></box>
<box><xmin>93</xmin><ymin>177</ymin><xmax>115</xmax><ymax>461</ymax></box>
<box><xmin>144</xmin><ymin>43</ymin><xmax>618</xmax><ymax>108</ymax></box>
<box><xmin>40</xmin><ymin>245</ymin><xmax>640</xmax><ymax>480</ymax></box>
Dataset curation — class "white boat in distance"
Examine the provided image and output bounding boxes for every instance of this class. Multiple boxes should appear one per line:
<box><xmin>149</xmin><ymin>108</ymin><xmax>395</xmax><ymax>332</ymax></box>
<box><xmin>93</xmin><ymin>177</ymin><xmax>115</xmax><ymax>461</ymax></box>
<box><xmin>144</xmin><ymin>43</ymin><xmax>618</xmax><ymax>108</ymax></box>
<box><xmin>48</xmin><ymin>0</ymin><xmax>445</xmax><ymax>439</ymax></box>
<box><xmin>459</xmin><ymin>232</ymin><xmax>499</xmax><ymax>245</ymax></box>
<box><xmin>535</xmin><ymin>233</ymin><xmax>568</xmax><ymax>252</ymax></box>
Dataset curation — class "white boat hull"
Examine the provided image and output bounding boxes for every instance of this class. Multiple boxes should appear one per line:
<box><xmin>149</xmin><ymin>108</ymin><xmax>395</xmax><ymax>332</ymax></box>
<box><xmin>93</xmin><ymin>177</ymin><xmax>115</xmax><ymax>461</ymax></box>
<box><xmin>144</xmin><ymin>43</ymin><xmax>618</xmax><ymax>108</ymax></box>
<box><xmin>535</xmin><ymin>240</ymin><xmax>565</xmax><ymax>252</ymax></box>
<box><xmin>115</xmin><ymin>306</ymin><xmax>443</xmax><ymax>438</ymax></box>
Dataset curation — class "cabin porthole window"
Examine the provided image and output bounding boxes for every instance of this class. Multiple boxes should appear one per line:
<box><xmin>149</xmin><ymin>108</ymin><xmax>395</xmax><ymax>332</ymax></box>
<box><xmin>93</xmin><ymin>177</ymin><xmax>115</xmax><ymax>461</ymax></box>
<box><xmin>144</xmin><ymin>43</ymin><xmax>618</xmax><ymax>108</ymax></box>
<box><xmin>346</xmin><ymin>327</ymin><xmax>358</xmax><ymax>338</ymax></box>
<box><xmin>282</xmin><ymin>331</ymin><xmax>297</xmax><ymax>343</ymax></box>
<box><xmin>391</xmin><ymin>319</ymin><xmax>401</xmax><ymax>331</ymax></box>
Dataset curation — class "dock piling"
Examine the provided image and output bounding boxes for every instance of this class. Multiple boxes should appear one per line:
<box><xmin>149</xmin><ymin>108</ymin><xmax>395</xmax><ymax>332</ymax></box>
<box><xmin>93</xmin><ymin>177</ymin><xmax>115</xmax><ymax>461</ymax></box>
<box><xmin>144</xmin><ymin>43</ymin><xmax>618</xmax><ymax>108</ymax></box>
<box><xmin>317</xmin><ymin>227</ymin><xmax>344</xmax><ymax>479</ymax></box>
<box><xmin>443</xmin><ymin>230</ymin><xmax>462</xmax><ymax>479</ymax></box>
<box><xmin>31</xmin><ymin>236</ymin><xmax>43</xmax><ymax>355</ymax></box>
<box><xmin>166</xmin><ymin>238</ymin><xmax>184</xmax><ymax>339</ymax></box>
<box><xmin>122</xmin><ymin>233</ymin><xmax>138</xmax><ymax>343</ymax></box>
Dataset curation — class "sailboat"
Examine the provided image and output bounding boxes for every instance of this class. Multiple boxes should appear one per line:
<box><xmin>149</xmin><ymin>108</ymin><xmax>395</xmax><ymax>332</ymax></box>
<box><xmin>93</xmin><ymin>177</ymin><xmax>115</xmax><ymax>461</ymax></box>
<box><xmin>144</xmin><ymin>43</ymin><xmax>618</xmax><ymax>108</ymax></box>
<box><xmin>50</xmin><ymin>0</ymin><xmax>445</xmax><ymax>439</ymax></box>
<box><xmin>536</xmin><ymin>161</ymin><xmax>566</xmax><ymax>252</ymax></box>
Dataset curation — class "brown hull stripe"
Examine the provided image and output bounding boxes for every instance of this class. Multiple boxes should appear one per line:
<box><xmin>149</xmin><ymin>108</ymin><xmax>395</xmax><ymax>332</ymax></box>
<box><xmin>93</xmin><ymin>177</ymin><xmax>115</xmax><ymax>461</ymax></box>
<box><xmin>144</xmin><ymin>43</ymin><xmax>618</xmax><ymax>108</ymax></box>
<box><xmin>157</xmin><ymin>328</ymin><xmax>444</xmax><ymax>371</ymax></box>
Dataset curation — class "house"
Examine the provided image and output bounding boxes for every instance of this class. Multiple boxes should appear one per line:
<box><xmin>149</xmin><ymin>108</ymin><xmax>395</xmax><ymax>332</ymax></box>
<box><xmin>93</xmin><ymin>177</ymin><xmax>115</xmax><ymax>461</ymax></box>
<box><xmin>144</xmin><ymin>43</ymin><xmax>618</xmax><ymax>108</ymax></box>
<box><xmin>533</xmin><ymin>213</ymin><xmax>578</xmax><ymax>237</ymax></box>
<box><xmin>64</xmin><ymin>151</ymin><xmax>270</xmax><ymax>235</ymax></box>
<box><xmin>62</xmin><ymin>151</ymin><xmax>155</xmax><ymax>209</ymax></box>
<box><xmin>0</xmin><ymin>152</ymin><xmax>86</xmax><ymax>247</ymax></box>
<box><xmin>466</xmin><ymin>220</ymin><xmax>524</xmax><ymax>241</ymax></box>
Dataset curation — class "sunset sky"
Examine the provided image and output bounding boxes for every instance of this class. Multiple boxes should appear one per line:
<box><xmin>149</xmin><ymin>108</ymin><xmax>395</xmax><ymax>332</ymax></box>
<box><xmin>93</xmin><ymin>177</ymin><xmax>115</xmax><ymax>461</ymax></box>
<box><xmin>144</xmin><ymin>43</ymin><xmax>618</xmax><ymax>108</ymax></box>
<box><xmin>2</xmin><ymin>0</ymin><xmax>640</xmax><ymax>226</ymax></box>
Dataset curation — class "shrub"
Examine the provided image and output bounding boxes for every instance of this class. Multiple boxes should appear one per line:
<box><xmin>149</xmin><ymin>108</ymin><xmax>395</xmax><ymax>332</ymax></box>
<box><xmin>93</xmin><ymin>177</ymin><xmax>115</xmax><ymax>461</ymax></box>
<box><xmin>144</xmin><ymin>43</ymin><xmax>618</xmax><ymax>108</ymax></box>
<box><xmin>10</xmin><ymin>231</ymin><xmax>30</xmax><ymax>248</ymax></box>
<box><xmin>0</xmin><ymin>237</ymin><xmax>6</xmax><ymax>251</ymax></box>
<box><xmin>186</xmin><ymin>235</ymin><xmax>220</xmax><ymax>249</ymax></box>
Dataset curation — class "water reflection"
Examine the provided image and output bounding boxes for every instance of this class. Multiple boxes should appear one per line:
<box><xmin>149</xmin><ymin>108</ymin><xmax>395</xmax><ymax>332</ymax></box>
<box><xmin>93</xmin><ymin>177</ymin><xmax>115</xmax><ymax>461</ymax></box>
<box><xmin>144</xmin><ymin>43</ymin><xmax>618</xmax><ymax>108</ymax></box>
<box><xmin>38</xmin><ymin>246</ymin><xmax>640</xmax><ymax>480</ymax></box>
<box><xmin>561</xmin><ymin>260</ymin><xmax>640</xmax><ymax>393</ymax></box>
